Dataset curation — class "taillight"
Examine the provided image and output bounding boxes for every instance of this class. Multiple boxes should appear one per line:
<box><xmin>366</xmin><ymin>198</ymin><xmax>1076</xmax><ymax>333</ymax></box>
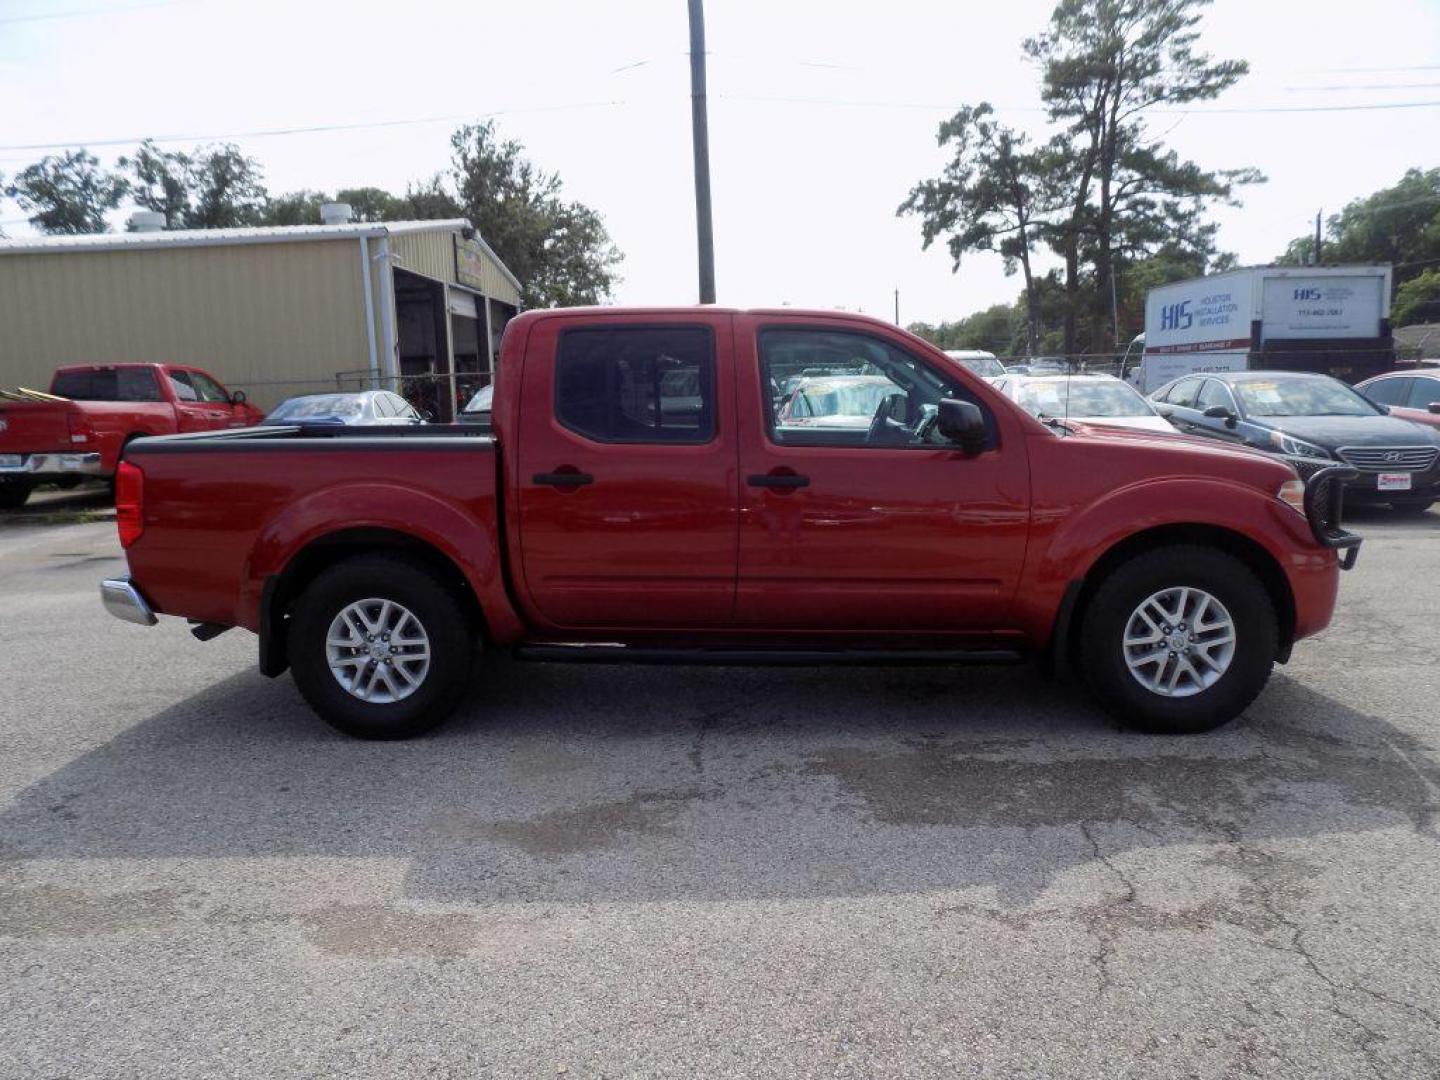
<box><xmin>115</xmin><ymin>461</ymin><xmax>144</xmax><ymax>548</ymax></box>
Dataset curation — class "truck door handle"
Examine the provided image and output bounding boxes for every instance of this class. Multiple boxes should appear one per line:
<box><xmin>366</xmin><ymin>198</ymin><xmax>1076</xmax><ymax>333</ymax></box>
<box><xmin>747</xmin><ymin>472</ymin><xmax>809</xmax><ymax>489</ymax></box>
<box><xmin>533</xmin><ymin>470</ymin><xmax>594</xmax><ymax>488</ymax></box>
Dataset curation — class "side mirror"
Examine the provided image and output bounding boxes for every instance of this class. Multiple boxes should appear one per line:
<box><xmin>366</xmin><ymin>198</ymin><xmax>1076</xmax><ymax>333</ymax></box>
<box><xmin>937</xmin><ymin>398</ymin><xmax>986</xmax><ymax>455</ymax></box>
<box><xmin>421</xmin><ymin>409</ymin><xmax>436</xmax><ymax>423</ymax></box>
<box><xmin>1203</xmin><ymin>404</ymin><xmax>1238</xmax><ymax>428</ymax></box>
<box><xmin>1429</xmin><ymin>402</ymin><xmax>1440</xmax><ymax>415</ymax></box>
<box><xmin>1154</xmin><ymin>403</ymin><xmax>1174</xmax><ymax>417</ymax></box>
<box><xmin>230</xmin><ymin>389</ymin><xmax>247</xmax><ymax>405</ymax></box>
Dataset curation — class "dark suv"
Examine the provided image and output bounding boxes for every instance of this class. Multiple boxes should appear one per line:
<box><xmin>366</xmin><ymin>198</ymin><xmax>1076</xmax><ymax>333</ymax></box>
<box><xmin>1151</xmin><ymin>370</ymin><xmax>1440</xmax><ymax>515</ymax></box>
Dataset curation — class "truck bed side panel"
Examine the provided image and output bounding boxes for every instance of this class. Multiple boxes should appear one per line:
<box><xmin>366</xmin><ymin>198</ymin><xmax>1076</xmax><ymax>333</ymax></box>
<box><xmin>123</xmin><ymin>438</ymin><xmax>517</xmax><ymax>637</ymax></box>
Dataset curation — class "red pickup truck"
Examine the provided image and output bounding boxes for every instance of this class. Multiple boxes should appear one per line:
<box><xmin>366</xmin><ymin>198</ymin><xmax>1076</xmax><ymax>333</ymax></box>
<box><xmin>0</xmin><ymin>363</ymin><xmax>262</xmax><ymax>508</ymax></box>
<box><xmin>101</xmin><ymin>308</ymin><xmax>1360</xmax><ymax>739</ymax></box>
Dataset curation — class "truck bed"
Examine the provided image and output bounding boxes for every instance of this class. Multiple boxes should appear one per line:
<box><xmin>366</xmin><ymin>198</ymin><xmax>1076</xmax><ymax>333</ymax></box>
<box><xmin>121</xmin><ymin>424</ymin><xmax>501</xmax><ymax>633</ymax></box>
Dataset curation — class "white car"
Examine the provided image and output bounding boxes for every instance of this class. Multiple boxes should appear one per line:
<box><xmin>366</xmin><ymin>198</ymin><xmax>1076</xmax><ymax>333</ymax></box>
<box><xmin>943</xmin><ymin>350</ymin><xmax>1006</xmax><ymax>381</ymax></box>
<box><xmin>992</xmin><ymin>373</ymin><xmax>1177</xmax><ymax>433</ymax></box>
<box><xmin>263</xmin><ymin>390</ymin><xmax>425</xmax><ymax>427</ymax></box>
<box><xmin>775</xmin><ymin>375</ymin><xmax>897</xmax><ymax>431</ymax></box>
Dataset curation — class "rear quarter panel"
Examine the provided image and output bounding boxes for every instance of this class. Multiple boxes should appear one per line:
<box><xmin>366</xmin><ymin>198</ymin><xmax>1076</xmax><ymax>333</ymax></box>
<box><xmin>123</xmin><ymin>440</ymin><xmax>521</xmax><ymax>639</ymax></box>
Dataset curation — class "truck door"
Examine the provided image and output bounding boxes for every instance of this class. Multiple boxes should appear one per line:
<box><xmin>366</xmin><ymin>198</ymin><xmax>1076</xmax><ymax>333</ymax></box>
<box><xmin>514</xmin><ymin>315</ymin><xmax>740</xmax><ymax>629</ymax></box>
<box><xmin>733</xmin><ymin>316</ymin><xmax>1030</xmax><ymax>634</ymax></box>
<box><xmin>166</xmin><ymin>368</ymin><xmax>241</xmax><ymax>432</ymax></box>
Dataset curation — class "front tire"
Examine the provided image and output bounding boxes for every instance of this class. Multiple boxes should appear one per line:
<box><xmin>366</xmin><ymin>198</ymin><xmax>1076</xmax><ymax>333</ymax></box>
<box><xmin>1080</xmin><ymin>545</ymin><xmax>1278</xmax><ymax>734</ymax></box>
<box><xmin>288</xmin><ymin>555</ymin><xmax>474</xmax><ymax>739</ymax></box>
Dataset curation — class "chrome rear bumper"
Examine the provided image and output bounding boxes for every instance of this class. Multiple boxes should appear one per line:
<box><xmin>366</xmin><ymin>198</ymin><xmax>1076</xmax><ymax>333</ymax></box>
<box><xmin>0</xmin><ymin>452</ymin><xmax>103</xmax><ymax>476</ymax></box>
<box><xmin>101</xmin><ymin>578</ymin><xmax>157</xmax><ymax>626</ymax></box>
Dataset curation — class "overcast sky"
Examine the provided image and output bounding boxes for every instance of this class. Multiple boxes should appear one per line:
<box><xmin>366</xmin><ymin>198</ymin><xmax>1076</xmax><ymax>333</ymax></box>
<box><xmin>2</xmin><ymin>0</ymin><xmax>1437</xmax><ymax>325</ymax></box>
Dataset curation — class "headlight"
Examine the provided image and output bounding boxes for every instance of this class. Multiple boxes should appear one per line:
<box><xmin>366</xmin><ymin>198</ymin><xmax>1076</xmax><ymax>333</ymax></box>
<box><xmin>1277</xmin><ymin>478</ymin><xmax>1306</xmax><ymax>515</ymax></box>
<box><xmin>1268</xmin><ymin>430</ymin><xmax>1330</xmax><ymax>459</ymax></box>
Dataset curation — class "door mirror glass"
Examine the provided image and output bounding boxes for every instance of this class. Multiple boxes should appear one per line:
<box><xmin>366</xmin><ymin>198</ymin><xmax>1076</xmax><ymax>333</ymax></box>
<box><xmin>1202</xmin><ymin>405</ymin><xmax>1233</xmax><ymax>420</ymax></box>
<box><xmin>230</xmin><ymin>389</ymin><xmax>247</xmax><ymax>406</ymax></box>
<box><xmin>1429</xmin><ymin>402</ymin><xmax>1440</xmax><ymax>415</ymax></box>
<box><xmin>937</xmin><ymin>398</ymin><xmax>986</xmax><ymax>454</ymax></box>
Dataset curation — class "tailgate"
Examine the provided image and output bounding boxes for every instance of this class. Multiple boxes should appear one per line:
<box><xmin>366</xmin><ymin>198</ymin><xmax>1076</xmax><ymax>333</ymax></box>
<box><xmin>0</xmin><ymin>401</ymin><xmax>76</xmax><ymax>455</ymax></box>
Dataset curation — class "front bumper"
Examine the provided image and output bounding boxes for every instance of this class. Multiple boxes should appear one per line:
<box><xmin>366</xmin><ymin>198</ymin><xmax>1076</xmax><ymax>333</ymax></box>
<box><xmin>0</xmin><ymin>452</ymin><xmax>104</xmax><ymax>477</ymax></box>
<box><xmin>100</xmin><ymin>578</ymin><xmax>157</xmax><ymax>627</ymax></box>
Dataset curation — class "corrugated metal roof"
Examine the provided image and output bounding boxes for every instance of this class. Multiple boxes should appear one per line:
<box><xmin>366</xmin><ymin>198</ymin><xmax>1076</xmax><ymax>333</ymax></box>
<box><xmin>0</xmin><ymin>218</ymin><xmax>471</xmax><ymax>255</ymax></box>
<box><xmin>0</xmin><ymin>216</ymin><xmax>524</xmax><ymax>295</ymax></box>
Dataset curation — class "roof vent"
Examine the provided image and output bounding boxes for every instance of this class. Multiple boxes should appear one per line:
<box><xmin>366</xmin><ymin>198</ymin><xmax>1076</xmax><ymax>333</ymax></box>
<box><xmin>128</xmin><ymin>210</ymin><xmax>166</xmax><ymax>232</ymax></box>
<box><xmin>320</xmin><ymin>202</ymin><xmax>353</xmax><ymax>225</ymax></box>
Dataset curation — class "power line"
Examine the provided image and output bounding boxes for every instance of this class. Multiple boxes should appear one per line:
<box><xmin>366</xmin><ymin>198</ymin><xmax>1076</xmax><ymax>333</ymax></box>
<box><xmin>1285</xmin><ymin>81</ymin><xmax>1440</xmax><ymax>92</ymax></box>
<box><xmin>0</xmin><ymin>100</ymin><xmax>627</xmax><ymax>154</ymax></box>
<box><xmin>717</xmin><ymin>93</ymin><xmax>1440</xmax><ymax>115</ymax></box>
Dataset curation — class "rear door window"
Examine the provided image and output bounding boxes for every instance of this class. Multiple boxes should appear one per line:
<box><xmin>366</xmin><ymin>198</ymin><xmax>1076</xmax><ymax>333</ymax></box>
<box><xmin>1163</xmin><ymin>377</ymin><xmax>1202</xmax><ymax>408</ymax></box>
<box><xmin>555</xmin><ymin>326</ymin><xmax>716</xmax><ymax>443</ymax></box>
<box><xmin>50</xmin><ymin>368</ymin><xmax>159</xmax><ymax>402</ymax></box>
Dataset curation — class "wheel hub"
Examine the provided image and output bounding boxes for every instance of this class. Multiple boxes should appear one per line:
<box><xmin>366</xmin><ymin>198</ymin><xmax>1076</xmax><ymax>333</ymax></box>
<box><xmin>1122</xmin><ymin>586</ymin><xmax>1236</xmax><ymax>698</ymax></box>
<box><xmin>325</xmin><ymin>598</ymin><xmax>431</xmax><ymax>704</ymax></box>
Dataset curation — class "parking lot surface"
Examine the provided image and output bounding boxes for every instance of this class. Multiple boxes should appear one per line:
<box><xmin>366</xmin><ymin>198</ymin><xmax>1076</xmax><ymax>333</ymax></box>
<box><xmin>2</xmin><ymin>509</ymin><xmax>1439</xmax><ymax>1078</ymax></box>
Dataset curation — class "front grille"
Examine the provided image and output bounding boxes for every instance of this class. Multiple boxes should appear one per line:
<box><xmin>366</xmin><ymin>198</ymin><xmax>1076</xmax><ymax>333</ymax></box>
<box><xmin>1336</xmin><ymin>446</ymin><xmax>1439</xmax><ymax>473</ymax></box>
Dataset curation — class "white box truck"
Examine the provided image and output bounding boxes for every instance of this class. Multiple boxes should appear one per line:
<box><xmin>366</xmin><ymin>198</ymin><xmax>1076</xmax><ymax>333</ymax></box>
<box><xmin>1126</xmin><ymin>264</ymin><xmax>1393</xmax><ymax>393</ymax></box>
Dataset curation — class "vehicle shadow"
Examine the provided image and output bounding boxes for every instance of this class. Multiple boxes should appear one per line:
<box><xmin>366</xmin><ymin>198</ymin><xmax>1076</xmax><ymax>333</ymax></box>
<box><xmin>2</xmin><ymin>658</ymin><xmax>1435</xmax><ymax>907</ymax></box>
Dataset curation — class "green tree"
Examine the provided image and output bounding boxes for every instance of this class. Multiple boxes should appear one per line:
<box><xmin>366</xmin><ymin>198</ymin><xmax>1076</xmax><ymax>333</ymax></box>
<box><xmin>395</xmin><ymin>176</ymin><xmax>462</xmax><ymax>221</ymax></box>
<box><xmin>260</xmin><ymin>189</ymin><xmax>330</xmax><ymax>226</ymax></box>
<box><xmin>1393</xmin><ymin>268</ymin><xmax>1440</xmax><ymax>327</ymax></box>
<box><xmin>119</xmin><ymin>140</ymin><xmax>268</xmax><ymax>228</ymax></box>
<box><xmin>5</xmin><ymin>150</ymin><xmax>127</xmax><ymax>234</ymax></box>
<box><xmin>118</xmin><ymin>139</ymin><xmax>190</xmax><ymax>227</ymax></box>
<box><xmin>899</xmin><ymin>105</ymin><xmax>1056</xmax><ymax>354</ymax></box>
<box><xmin>449</xmin><ymin>121</ymin><xmax>621</xmax><ymax>308</ymax></box>
<box><xmin>1029</xmin><ymin>0</ymin><xmax>1256</xmax><ymax>352</ymax></box>
<box><xmin>186</xmin><ymin>144</ymin><xmax>267</xmax><ymax>228</ymax></box>
<box><xmin>1277</xmin><ymin>168</ymin><xmax>1440</xmax><ymax>290</ymax></box>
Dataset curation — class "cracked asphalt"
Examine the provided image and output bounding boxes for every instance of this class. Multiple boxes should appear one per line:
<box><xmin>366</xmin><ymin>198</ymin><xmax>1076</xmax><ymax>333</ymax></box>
<box><xmin>1</xmin><ymin>508</ymin><xmax>1438</xmax><ymax>1078</ymax></box>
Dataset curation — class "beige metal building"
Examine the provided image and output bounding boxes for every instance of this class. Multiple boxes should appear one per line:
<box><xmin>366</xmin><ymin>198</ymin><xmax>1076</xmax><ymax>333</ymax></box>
<box><xmin>0</xmin><ymin>215</ymin><xmax>522</xmax><ymax>420</ymax></box>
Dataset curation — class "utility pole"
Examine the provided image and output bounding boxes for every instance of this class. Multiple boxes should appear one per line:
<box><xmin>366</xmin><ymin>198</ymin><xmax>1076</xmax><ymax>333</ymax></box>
<box><xmin>894</xmin><ymin>289</ymin><xmax>900</xmax><ymax>326</ymax></box>
<box><xmin>687</xmin><ymin>0</ymin><xmax>716</xmax><ymax>304</ymax></box>
<box><xmin>1109</xmin><ymin>257</ymin><xmax>1121</xmax><ymax>352</ymax></box>
<box><xmin>1314</xmin><ymin>210</ymin><xmax>1323</xmax><ymax>265</ymax></box>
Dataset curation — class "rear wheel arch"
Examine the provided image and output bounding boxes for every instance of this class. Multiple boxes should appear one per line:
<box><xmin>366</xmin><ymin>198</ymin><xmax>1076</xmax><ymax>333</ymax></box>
<box><xmin>260</xmin><ymin>527</ymin><xmax>489</xmax><ymax>678</ymax></box>
<box><xmin>1056</xmin><ymin>523</ymin><xmax>1297</xmax><ymax>672</ymax></box>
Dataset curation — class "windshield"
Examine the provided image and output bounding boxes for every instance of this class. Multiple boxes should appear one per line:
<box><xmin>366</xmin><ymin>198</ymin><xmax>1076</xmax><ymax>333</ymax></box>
<box><xmin>1232</xmin><ymin>378</ymin><xmax>1378</xmax><ymax>418</ymax></box>
<box><xmin>268</xmin><ymin>394</ymin><xmax>363</xmax><ymax>420</ymax></box>
<box><xmin>1017</xmin><ymin>379</ymin><xmax>1153</xmax><ymax>419</ymax></box>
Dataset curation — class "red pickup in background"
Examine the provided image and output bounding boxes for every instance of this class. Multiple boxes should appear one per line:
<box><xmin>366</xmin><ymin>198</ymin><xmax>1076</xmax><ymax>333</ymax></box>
<box><xmin>0</xmin><ymin>362</ymin><xmax>261</xmax><ymax>507</ymax></box>
<box><xmin>101</xmin><ymin>308</ymin><xmax>1361</xmax><ymax>741</ymax></box>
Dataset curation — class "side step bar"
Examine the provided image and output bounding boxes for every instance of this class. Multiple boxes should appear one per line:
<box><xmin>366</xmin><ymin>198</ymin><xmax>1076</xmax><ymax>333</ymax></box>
<box><xmin>513</xmin><ymin>643</ymin><xmax>1025</xmax><ymax>666</ymax></box>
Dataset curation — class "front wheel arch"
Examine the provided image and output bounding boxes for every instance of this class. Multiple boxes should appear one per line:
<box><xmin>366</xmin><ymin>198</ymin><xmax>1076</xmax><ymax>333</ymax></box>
<box><xmin>1054</xmin><ymin>523</ymin><xmax>1297</xmax><ymax>676</ymax></box>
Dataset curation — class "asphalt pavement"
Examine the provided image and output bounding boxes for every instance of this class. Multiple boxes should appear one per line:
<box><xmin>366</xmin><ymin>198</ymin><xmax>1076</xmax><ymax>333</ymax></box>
<box><xmin>1</xmin><ymin>508</ymin><xmax>1438</xmax><ymax>1078</ymax></box>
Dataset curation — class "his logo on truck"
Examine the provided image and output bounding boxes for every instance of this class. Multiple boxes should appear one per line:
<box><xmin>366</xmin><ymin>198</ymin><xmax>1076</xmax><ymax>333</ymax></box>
<box><xmin>1293</xmin><ymin>288</ymin><xmax>1323</xmax><ymax>301</ymax></box>
<box><xmin>1160</xmin><ymin>301</ymin><xmax>1193</xmax><ymax>331</ymax></box>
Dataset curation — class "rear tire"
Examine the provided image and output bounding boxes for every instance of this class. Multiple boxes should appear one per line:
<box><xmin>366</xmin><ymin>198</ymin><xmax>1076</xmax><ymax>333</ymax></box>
<box><xmin>287</xmin><ymin>554</ymin><xmax>474</xmax><ymax>739</ymax></box>
<box><xmin>0</xmin><ymin>480</ymin><xmax>34</xmax><ymax>510</ymax></box>
<box><xmin>1080</xmin><ymin>545</ymin><xmax>1277</xmax><ymax>734</ymax></box>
